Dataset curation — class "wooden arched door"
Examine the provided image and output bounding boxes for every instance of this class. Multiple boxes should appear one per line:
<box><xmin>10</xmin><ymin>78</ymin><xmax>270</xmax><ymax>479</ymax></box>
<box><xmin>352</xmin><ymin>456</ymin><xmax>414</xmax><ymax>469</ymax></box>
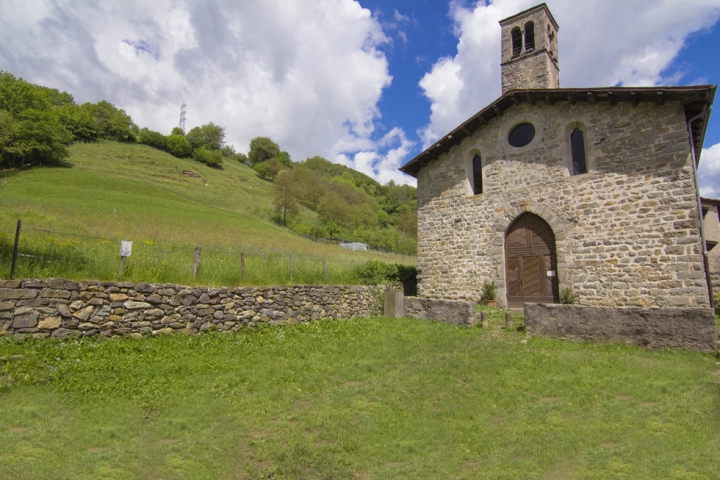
<box><xmin>505</xmin><ymin>213</ymin><xmax>559</xmax><ymax>307</ymax></box>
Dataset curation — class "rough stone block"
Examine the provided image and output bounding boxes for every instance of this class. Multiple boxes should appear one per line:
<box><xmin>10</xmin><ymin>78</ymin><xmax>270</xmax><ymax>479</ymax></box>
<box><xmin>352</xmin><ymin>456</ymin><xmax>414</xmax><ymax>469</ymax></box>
<box><xmin>524</xmin><ymin>303</ymin><xmax>717</xmax><ymax>352</ymax></box>
<box><xmin>52</xmin><ymin>328</ymin><xmax>82</xmax><ymax>339</ymax></box>
<box><xmin>12</xmin><ymin>312</ymin><xmax>39</xmax><ymax>329</ymax></box>
<box><xmin>404</xmin><ymin>297</ymin><xmax>476</xmax><ymax>325</ymax></box>
<box><xmin>46</xmin><ymin>278</ymin><xmax>80</xmax><ymax>291</ymax></box>
<box><xmin>124</xmin><ymin>301</ymin><xmax>152</xmax><ymax>310</ymax></box>
<box><xmin>0</xmin><ymin>289</ymin><xmax>38</xmax><ymax>300</ymax></box>
<box><xmin>38</xmin><ymin>316</ymin><xmax>62</xmax><ymax>330</ymax></box>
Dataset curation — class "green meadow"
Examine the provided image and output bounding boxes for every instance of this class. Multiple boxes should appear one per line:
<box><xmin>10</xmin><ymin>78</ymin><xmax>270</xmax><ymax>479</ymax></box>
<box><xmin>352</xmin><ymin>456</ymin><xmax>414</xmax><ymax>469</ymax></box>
<box><xmin>0</xmin><ymin>142</ymin><xmax>413</xmax><ymax>285</ymax></box>
<box><xmin>0</xmin><ymin>312</ymin><xmax>718</xmax><ymax>479</ymax></box>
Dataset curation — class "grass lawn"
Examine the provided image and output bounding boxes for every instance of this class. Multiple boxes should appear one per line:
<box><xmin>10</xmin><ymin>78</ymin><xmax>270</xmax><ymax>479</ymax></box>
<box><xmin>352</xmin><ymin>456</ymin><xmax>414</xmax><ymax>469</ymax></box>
<box><xmin>0</xmin><ymin>312</ymin><xmax>718</xmax><ymax>479</ymax></box>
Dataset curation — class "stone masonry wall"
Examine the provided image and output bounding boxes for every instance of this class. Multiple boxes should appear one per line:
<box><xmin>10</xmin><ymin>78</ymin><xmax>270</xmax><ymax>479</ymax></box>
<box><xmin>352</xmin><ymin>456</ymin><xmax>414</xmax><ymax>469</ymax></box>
<box><xmin>0</xmin><ymin>278</ymin><xmax>384</xmax><ymax>339</ymax></box>
<box><xmin>416</xmin><ymin>100</ymin><xmax>709</xmax><ymax>308</ymax></box>
<box><xmin>525</xmin><ymin>303</ymin><xmax>717</xmax><ymax>352</ymax></box>
<box><xmin>501</xmin><ymin>52</ymin><xmax>559</xmax><ymax>93</ymax></box>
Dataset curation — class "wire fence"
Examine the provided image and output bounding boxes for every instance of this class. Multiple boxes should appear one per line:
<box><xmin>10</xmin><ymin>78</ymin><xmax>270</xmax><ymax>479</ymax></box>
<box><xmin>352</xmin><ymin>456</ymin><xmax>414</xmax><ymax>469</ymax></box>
<box><xmin>0</xmin><ymin>220</ymin><xmax>411</xmax><ymax>286</ymax></box>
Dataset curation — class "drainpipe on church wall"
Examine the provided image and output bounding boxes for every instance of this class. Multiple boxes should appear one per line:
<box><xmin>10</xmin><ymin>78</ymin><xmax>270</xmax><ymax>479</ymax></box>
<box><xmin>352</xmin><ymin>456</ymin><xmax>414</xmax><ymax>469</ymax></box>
<box><xmin>686</xmin><ymin>107</ymin><xmax>714</xmax><ymax>309</ymax></box>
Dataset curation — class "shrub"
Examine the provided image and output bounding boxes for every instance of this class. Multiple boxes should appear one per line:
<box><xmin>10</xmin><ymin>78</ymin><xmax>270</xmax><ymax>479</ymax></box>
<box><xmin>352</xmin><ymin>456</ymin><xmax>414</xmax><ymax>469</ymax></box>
<box><xmin>253</xmin><ymin>161</ymin><xmax>272</xmax><ymax>180</ymax></box>
<box><xmin>482</xmin><ymin>281</ymin><xmax>497</xmax><ymax>301</ymax></box>
<box><xmin>560</xmin><ymin>287</ymin><xmax>578</xmax><ymax>304</ymax></box>
<box><xmin>354</xmin><ymin>261</ymin><xmax>398</xmax><ymax>285</ymax></box>
<box><xmin>137</xmin><ymin>127</ymin><xmax>167</xmax><ymax>151</ymax></box>
<box><xmin>714</xmin><ymin>291</ymin><xmax>720</xmax><ymax>315</ymax></box>
<box><xmin>192</xmin><ymin>146</ymin><xmax>223</xmax><ymax>166</ymax></box>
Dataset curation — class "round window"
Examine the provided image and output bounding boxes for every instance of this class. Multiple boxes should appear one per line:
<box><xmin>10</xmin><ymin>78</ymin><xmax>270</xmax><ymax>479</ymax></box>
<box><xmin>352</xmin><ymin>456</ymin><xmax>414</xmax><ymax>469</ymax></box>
<box><xmin>508</xmin><ymin>123</ymin><xmax>535</xmax><ymax>148</ymax></box>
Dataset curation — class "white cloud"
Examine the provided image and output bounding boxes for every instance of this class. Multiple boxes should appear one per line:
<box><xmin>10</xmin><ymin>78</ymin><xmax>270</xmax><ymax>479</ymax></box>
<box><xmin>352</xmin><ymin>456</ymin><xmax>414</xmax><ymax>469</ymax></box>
<box><xmin>699</xmin><ymin>143</ymin><xmax>720</xmax><ymax>199</ymax></box>
<box><xmin>0</xmin><ymin>0</ymin><xmax>416</xmax><ymax>183</ymax></box>
<box><xmin>418</xmin><ymin>0</ymin><xmax>720</xmax><ymax>147</ymax></box>
<box><xmin>336</xmin><ymin>127</ymin><xmax>415</xmax><ymax>185</ymax></box>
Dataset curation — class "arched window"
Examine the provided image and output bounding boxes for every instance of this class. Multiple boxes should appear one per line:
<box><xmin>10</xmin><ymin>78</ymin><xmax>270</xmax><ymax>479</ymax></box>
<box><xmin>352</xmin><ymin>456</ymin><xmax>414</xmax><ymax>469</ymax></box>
<box><xmin>472</xmin><ymin>154</ymin><xmax>483</xmax><ymax>195</ymax></box>
<box><xmin>524</xmin><ymin>22</ymin><xmax>535</xmax><ymax>52</ymax></box>
<box><xmin>570</xmin><ymin>128</ymin><xmax>587</xmax><ymax>175</ymax></box>
<box><xmin>511</xmin><ymin>27</ymin><xmax>522</xmax><ymax>56</ymax></box>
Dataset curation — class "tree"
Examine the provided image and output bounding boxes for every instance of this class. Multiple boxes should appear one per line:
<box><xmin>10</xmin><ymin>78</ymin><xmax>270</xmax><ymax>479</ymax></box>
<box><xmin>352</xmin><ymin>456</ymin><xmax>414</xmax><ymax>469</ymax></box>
<box><xmin>272</xmin><ymin>170</ymin><xmax>300</xmax><ymax>226</ymax></box>
<box><xmin>248</xmin><ymin>137</ymin><xmax>280</xmax><ymax>165</ymax></box>
<box><xmin>317</xmin><ymin>191</ymin><xmax>352</xmax><ymax>227</ymax></box>
<box><xmin>186</xmin><ymin>122</ymin><xmax>225</xmax><ymax>151</ymax></box>
<box><xmin>236</xmin><ymin>152</ymin><xmax>250</xmax><ymax>165</ymax></box>
<box><xmin>253</xmin><ymin>158</ymin><xmax>286</xmax><ymax>180</ymax></box>
<box><xmin>186</xmin><ymin>126</ymin><xmax>204</xmax><ymax>150</ymax></box>
<box><xmin>325</xmin><ymin>221</ymin><xmax>340</xmax><ymax>239</ymax></box>
<box><xmin>93</xmin><ymin>100</ymin><xmax>137</xmax><ymax>142</ymax></box>
<box><xmin>199</xmin><ymin>122</ymin><xmax>224</xmax><ymax>150</ymax></box>
<box><xmin>171</xmin><ymin>126</ymin><xmax>184</xmax><ymax>136</ymax></box>
<box><xmin>165</xmin><ymin>134</ymin><xmax>192</xmax><ymax>157</ymax></box>
<box><xmin>221</xmin><ymin>145</ymin><xmax>236</xmax><ymax>158</ymax></box>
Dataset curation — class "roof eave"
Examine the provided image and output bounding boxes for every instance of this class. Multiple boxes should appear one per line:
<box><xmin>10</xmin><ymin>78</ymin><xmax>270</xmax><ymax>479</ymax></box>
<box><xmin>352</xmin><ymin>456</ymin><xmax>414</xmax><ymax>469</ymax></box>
<box><xmin>399</xmin><ymin>85</ymin><xmax>717</xmax><ymax>178</ymax></box>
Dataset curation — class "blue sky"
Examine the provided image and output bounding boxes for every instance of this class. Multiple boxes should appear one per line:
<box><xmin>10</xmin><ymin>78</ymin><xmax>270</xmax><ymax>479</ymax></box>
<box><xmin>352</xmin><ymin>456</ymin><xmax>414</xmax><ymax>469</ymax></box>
<box><xmin>1</xmin><ymin>0</ymin><xmax>719</xmax><ymax>190</ymax></box>
<box><xmin>370</xmin><ymin>0</ymin><xmax>720</xmax><ymax>157</ymax></box>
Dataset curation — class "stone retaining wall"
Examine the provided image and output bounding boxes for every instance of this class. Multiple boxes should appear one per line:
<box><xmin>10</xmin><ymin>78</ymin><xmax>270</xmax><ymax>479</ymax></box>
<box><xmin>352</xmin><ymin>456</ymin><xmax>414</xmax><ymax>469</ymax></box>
<box><xmin>404</xmin><ymin>297</ymin><xmax>476</xmax><ymax>325</ymax></box>
<box><xmin>524</xmin><ymin>303</ymin><xmax>718</xmax><ymax>351</ymax></box>
<box><xmin>0</xmin><ymin>278</ymin><xmax>385</xmax><ymax>339</ymax></box>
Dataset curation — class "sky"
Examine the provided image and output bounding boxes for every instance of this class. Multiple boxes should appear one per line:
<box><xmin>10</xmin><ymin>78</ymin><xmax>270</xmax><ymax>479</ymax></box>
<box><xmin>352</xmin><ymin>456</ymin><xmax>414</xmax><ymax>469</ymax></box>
<box><xmin>1</xmin><ymin>0</ymin><xmax>720</xmax><ymax>193</ymax></box>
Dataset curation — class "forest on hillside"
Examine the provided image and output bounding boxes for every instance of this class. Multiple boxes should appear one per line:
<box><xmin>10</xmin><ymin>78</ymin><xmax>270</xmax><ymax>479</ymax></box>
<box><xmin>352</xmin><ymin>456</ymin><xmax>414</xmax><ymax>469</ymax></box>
<box><xmin>0</xmin><ymin>71</ymin><xmax>417</xmax><ymax>255</ymax></box>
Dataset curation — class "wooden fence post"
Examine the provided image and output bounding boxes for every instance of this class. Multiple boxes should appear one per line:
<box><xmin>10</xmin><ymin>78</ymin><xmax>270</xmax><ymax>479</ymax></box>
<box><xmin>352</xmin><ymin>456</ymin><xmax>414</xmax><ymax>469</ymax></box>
<box><xmin>290</xmin><ymin>254</ymin><xmax>294</xmax><ymax>281</ymax></box>
<box><xmin>324</xmin><ymin>257</ymin><xmax>328</xmax><ymax>283</ymax></box>
<box><xmin>10</xmin><ymin>220</ymin><xmax>21</xmax><ymax>280</ymax></box>
<box><xmin>119</xmin><ymin>256</ymin><xmax>127</xmax><ymax>275</ymax></box>
<box><xmin>384</xmin><ymin>290</ymin><xmax>404</xmax><ymax>318</ymax></box>
<box><xmin>241</xmin><ymin>252</ymin><xmax>246</xmax><ymax>281</ymax></box>
<box><xmin>505</xmin><ymin>312</ymin><xmax>513</xmax><ymax>329</ymax></box>
<box><xmin>193</xmin><ymin>247</ymin><xmax>202</xmax><ymax>278</ymax></box>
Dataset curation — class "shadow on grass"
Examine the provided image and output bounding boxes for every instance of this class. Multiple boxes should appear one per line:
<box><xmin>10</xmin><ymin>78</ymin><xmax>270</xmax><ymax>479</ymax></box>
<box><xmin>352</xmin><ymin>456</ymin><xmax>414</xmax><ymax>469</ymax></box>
<box><xmin>0</xmin><ymin>236</ymin><xmax>98</xmax><ymax>279</ymax></box>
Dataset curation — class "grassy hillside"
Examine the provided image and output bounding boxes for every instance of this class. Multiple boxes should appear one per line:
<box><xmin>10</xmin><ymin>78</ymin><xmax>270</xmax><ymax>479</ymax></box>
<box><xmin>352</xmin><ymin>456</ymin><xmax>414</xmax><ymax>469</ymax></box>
<box><xmin>0</xmin><ymin>141</ymin><xmax>414</xmax><ymax>285</ymax></box>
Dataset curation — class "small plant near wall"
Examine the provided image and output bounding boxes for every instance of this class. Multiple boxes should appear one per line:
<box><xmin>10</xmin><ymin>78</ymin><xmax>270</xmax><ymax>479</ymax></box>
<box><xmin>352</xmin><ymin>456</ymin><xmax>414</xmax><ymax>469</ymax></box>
<box><xmin>560</xmin><ymin>287</ymin><xmax>578</xmax><ymax>304</ymax></box>
<box><xmin>482</xmin><ymin>281</ymin><xmax>497</xmax><ymax>306</ymax></box>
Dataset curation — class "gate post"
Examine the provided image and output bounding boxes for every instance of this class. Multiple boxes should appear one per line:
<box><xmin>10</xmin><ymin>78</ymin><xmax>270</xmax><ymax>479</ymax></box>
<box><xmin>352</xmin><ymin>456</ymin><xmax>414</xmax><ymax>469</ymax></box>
<box><xmin>384</xmin><ymin>290</ymin><xmax>404</xmax><ymax>318</ymax></box>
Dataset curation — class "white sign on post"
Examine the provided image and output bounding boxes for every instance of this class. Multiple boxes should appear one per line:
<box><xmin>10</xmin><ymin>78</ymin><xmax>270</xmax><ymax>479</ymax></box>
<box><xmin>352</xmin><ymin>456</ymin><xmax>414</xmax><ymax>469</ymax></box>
<box><xmin>120</xmin><ymin>240</ymin><xmax>133</xmax><ymax>257</ymax></box>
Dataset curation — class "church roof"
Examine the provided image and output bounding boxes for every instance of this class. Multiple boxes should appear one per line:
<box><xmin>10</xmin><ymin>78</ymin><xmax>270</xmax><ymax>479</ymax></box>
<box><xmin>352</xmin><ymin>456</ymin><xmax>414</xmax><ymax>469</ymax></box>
<box><xmin>399</xmin><ymin>85</ymin><xmax>716</xmax><ymax>178</ymax></box>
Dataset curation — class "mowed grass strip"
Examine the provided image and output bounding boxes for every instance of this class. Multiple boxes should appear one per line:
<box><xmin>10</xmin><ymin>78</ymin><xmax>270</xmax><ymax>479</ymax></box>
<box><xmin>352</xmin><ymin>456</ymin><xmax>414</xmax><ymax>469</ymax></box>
<box><xmin>0</xmin><ymin>315</ymin><xmax>718</xmax><ymax>479</ymax></box>
<box><xmin>0</xmin><ymin>141</ymin><xmax>414</xmax><ymax>284</ymax></box>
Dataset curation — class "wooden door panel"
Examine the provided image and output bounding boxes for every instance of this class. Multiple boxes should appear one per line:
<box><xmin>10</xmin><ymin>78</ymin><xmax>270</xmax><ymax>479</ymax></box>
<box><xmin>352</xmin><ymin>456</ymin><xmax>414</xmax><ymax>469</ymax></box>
<box><xmin>505</xmin><ymin>224</ymin><xmax>528</xmax><ymax>249</ymax></box>
<box><xmin>528</xmin><ymin>216</ymin><xmax>555</xmax><ymax>254</ymax></box>
<box><xmin>521</xmin><ymin>255</ymin><xmax>543</xmax><ymax>297</ymax></box>
<box><xmin>506</xmin><ymin>257</ymin><xmax>522</xmax><ymax>297</ymax></box>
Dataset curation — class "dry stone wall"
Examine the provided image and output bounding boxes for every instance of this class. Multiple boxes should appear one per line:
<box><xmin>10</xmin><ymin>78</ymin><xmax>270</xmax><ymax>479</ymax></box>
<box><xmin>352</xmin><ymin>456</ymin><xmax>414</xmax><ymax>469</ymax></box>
<box><xmin>0</xmin><ymin>278</ymin><xmax>384</xmax><ymax>339</ymax></box>
<box><xmin>416</xmin><ymin>100</ymin><xmax>709</xmax><ymax>308</ymax></box>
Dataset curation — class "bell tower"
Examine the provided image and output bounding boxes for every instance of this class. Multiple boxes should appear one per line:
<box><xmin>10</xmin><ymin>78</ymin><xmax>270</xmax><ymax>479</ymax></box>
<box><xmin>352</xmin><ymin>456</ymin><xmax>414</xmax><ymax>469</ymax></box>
<box><xmin>499</xmin><ymin>3</ymin><xmax>559</xmax><ymax>94</ymax></box>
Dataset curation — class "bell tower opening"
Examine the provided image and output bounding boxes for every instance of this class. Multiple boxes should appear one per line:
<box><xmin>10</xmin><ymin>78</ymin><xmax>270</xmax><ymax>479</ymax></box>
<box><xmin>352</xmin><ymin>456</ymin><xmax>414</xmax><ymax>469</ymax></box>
<box><xmin>499</xmin><ymin>3</ymin><xmax>559</xmax><ymax>94</ymax></box>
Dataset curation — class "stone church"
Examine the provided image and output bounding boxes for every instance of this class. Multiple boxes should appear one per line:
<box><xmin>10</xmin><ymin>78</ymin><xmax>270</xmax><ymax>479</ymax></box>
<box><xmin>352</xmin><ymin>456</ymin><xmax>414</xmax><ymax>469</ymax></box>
<box><xmin>400</xmin><ymin>3</ymin><xmax>716</xmax><ymax>310</ymax></box>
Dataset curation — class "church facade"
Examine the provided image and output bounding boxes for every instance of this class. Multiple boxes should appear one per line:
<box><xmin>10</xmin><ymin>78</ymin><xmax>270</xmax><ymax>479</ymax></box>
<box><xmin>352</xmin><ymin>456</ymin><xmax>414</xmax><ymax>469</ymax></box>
<box><xmin>400</xmin><ymin>4</ymin><xmax>716</xmax><ymax>309</ymax></box>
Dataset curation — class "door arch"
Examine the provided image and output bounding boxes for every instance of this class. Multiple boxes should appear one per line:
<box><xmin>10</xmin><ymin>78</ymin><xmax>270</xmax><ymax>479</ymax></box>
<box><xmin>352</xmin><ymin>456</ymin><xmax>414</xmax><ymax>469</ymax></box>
<box><xmin>505</xmin><ymin>213</ymin><xmax>559</xmax><ymax>307</ymax></box>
